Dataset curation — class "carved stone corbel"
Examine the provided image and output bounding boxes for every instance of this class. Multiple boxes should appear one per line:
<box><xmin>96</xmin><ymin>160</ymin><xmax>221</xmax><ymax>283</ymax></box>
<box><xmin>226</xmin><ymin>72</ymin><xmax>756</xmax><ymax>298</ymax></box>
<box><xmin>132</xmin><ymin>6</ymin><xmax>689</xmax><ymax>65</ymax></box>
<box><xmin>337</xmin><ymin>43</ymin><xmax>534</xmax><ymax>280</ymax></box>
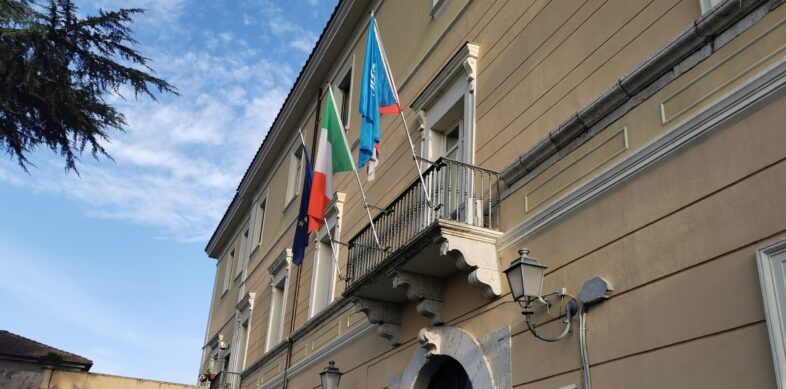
<box><xmin>390</xmin><ymin>271</ymin><xmax>445</xmax><ymax>325</ymax></box>
<box><xmin>353</xmin><ymin>297</ymin><xmax>402</xmax><ymax>346</ymax></box>
<box><xmin>416</xmin><ymin>110</ymin><xmax>427</xmax><ymax>136</ymax></box>
<box><xmin>376</xmin><ymin>323</ymin><xmax>402</xmax><ymax>346</ymax></box>
<box><xmin>436</xmin><ymin>220</ymin><xmax>503</xmax><ymax>299</ymax></box>
<box><xmin>416</xmin><ymin>299</ymin><xmax>444</xmax><ymax>326</ymax></box>
<box><xmin>417</xmin><ymin>327</ymin><xmax>442</xmax><ymax>358</ymax></box>
<box><xmin>463</xmin><ymin>56</ymin><xmax>477</xmax><ymax>94</ymax></box>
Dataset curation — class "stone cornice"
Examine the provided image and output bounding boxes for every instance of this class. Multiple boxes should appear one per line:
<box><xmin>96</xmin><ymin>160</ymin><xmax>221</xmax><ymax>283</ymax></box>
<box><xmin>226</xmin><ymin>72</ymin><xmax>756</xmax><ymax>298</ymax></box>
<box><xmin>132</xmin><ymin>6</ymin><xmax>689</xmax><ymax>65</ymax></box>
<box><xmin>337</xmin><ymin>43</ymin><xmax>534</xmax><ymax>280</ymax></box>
<box><xmin>411</xmin><ymin>42</ymin><xmax>480</xmax><ymax>112</ymax></box>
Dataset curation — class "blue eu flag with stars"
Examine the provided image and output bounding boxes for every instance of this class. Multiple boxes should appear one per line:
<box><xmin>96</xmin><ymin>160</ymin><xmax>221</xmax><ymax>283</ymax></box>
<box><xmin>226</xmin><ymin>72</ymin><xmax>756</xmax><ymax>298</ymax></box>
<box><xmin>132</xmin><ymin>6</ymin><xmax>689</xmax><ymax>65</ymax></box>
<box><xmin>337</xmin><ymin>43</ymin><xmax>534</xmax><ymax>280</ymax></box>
<box><xmin>292</xmin><ymin>144</ymin><xmax>313</xmax><ymax>266</ymax></box>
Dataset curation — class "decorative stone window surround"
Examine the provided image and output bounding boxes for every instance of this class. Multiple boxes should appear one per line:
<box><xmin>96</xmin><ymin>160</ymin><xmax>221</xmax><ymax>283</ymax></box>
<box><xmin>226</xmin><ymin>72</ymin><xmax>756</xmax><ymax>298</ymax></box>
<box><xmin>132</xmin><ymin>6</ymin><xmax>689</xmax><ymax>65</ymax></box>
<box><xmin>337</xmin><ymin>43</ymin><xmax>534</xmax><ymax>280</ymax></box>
<box><xmin>413</xmin><ymin>42</ymin><xmax>479</xmax><ymax>165</ymax></box>
<box><xmin>309</xmin><ymin>192</ymin><xmax>346</xmax><ymax>318</ymax></box>
<box><xmin>265</xmin><ymin>249</ymin><xmax>292</xmax><ymax>352</ymax></box>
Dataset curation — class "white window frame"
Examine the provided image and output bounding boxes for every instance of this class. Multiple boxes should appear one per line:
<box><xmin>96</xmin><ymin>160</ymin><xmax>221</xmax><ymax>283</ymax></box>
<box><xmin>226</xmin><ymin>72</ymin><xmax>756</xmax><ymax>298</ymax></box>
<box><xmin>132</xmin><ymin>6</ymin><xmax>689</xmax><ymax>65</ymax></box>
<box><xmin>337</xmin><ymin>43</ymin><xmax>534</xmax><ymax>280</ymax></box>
<box><xmin>335</xmin><ymin>59</ymin><xmax>354</xmax><ymax>130</ymax></box>
<box><xmin>757</xmin><ymin>238</ymin><xmax>786</xmax><ymax>389</ymax></box>
<box><xmin>414</xmin><ymin>43</ymin><xmax>479</xmax><ymax>165</ymax></box>
<box><xmin>309</xmin><ymin>192</ymin><xmax>345</xmax><ymax>318</ymax></box>
<box><xmin>430</xmin><ymin>0</ymin><xmax>451</xmax><ymax>19</ymax></box>
<box><xmin>265</xmin><ymin>249</ymin><xmax>292</xmax><ymax>352</ymax></box>
<box><xmin>235</xmin><ymin>225</ymin><xmax>249</xmax><ymax>282</ymax></box>
<box><xmin>699</xmin><ymin>0</ymin><xmax>723</xmax><ymax>14</ymax></box>
<box><xmin>284</xmin><ymin>146</ymin><xmax>304</xmax><ymax>209</ymax></box>
<box><xmin>227</xmin><ymin>292</ymin><xmax>255</xmax><ymax>386</ymax></box>
<box><xmin>221</xmin><ymin>246</ymin><xmax>235</xmax><ymax>298</ymax></box>
<box><xmin>251</xmin><ymin>193</ymin><xmax>268</xmax><ymax>252</ymax></box>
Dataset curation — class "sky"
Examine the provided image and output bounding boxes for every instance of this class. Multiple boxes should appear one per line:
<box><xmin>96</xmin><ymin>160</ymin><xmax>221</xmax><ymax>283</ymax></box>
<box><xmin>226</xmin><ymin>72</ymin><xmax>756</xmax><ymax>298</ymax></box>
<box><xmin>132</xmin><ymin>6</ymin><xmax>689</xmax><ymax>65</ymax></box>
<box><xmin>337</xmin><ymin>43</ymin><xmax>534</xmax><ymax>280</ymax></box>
<box><xmin>0</xmin><ymin>0</ymin><xmax>337</xmax><ymax>384</ymax></box>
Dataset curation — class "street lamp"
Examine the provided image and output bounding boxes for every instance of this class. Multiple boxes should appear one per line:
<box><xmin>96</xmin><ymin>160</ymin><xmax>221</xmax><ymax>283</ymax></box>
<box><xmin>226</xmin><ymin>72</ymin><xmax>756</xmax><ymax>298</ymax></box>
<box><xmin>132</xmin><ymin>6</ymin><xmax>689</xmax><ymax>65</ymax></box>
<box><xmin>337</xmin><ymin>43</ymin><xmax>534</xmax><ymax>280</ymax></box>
<box><xmin>319</xmin><ymin>361</ymin><xmax>342</xmax><ymax>389</ymax></box>
<box><xmin>504</xmin><ymin>249</ymin><xmax>577</xmax><ymax>342</ymax></box>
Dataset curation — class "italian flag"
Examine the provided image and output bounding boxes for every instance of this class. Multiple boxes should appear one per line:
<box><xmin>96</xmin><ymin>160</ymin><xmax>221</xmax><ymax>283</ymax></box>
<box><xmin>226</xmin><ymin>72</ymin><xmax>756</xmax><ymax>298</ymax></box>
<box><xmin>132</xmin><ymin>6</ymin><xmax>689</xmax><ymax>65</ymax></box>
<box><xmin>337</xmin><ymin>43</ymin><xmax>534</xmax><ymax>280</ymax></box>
<box><xmin>307</xmin><ymin>88</ymin><xmax>354</xmax><ymax>233</ymax></box>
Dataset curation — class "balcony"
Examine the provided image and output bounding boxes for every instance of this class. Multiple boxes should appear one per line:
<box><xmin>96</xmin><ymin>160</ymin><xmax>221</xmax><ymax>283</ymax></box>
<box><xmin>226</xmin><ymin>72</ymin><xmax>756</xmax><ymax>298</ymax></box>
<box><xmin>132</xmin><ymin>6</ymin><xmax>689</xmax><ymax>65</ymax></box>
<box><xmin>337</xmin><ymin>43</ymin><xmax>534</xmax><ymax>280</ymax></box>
<box><xmin>343</xmin><ymin>157</ymin><xmax>503</xmax><ymax>345</ymax></box>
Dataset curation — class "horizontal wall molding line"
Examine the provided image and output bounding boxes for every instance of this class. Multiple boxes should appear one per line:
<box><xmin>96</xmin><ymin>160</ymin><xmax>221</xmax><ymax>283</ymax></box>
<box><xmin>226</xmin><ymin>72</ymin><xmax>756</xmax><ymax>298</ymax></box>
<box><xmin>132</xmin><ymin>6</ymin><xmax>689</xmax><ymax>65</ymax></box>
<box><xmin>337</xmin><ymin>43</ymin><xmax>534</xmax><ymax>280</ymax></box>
<box><xmin>498</xmin><ymin>0</ymin><xmax>776</xmax><ymax>188</ymax></box>
<box><xmin>661</xmin><ymin>14</ymin><xmax>786</xmax><ymax>124</ymax></box>
<box><xmin>525</xmin><ymin>127</ymin><xmax>629</xmax><ymax>213</ymax></box>
<box><xmin>262</xmin><ymin>322</ymin><xmax>374</xmax><ymax>389</ymax></box>
<box><xmin>499</xmin><ymin>56</ymin><xmax>786</xmax><ymax>252</ymax></box>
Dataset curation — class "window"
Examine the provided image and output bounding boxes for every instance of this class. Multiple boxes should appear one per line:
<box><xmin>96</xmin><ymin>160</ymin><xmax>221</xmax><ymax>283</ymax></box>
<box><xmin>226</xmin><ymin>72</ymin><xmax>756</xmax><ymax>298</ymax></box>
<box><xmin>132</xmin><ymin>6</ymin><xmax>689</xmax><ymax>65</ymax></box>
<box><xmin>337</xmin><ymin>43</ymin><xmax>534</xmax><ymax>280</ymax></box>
<box><xmin>699</xmin><ymin>0</ymin><xmax>723</xmax><ymax>14</ymax></box>
<box><xmin>337</xmin><ymin>68</ymin><xmax>352</xmax><ymax>127</ymax></box>
<box><xmin>253</xmin><ymin>198</ymin><xmax>267</xmax><ymax>248</ymax></box>
<box><xmin>230</xmin><ymin>292</ymin><xmax>255</xmax><ymax>380</ymax></box>
<box><xmin>757</xmin><ymin>239</ymin><xmax>786</xmax><ymax>388</ymax></box>
<box><xmin>285</xmin><ymin>147</ymin><xmax>304</xmax><ymax>207</ymax></box>
<box><xmin>430</xmin><ymin>0</ymin><xmax>450</xmax><ymax>19</ymax></box>
<box><xmin>310</xmin><ymin>230</ymin><xmax>337</xmax><ymax>316</ymax></box>
<box><xmin>235</xmin><ymin>228</ymin><xmax>248</xmax><ymax>281</ymax></box>
<box><xmin>236</xmin><ymin>319</ymin><xmax>249</xmax><ymax>370</ymax></box>
<box><xmin>266</xmin><ymin>250</ymin><xmax>291</xmax><ymax>351</ymax></box>
<box><xmin>445</xmin><ymin>127</ymin><xmax>459</xmax><ymax>158</ymax></box>
<box><xmin>309</xmin><ymin>192</ymin><xmax>345</xmax><ymax>318</ymax></box>
<box><xmin>413</xmin><ymin>44</ymin><xmax>481</xmax><ymax>226</ymax></box>
<box><xmin>221</xmin><ymin>249</ymin><xmax>235</xmax><ymax>296</ymax></box>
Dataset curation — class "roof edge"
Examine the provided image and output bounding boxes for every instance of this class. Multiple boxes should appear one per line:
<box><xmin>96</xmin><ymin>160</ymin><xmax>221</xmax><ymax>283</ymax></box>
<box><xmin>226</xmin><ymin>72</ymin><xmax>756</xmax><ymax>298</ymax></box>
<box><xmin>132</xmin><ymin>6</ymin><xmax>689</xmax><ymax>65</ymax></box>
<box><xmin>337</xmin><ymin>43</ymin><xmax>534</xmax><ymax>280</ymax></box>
<box><xmin>204</xmin><ymin>0</ymin><xmax>354</xmax><ymax>257</ymax></box>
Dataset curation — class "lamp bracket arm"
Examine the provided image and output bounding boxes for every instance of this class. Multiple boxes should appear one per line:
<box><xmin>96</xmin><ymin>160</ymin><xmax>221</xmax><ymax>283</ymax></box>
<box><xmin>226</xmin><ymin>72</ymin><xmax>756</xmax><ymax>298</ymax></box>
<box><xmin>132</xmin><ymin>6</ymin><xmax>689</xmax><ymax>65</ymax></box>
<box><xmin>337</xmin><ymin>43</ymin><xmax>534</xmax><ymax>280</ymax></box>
<box><xmin>524</xmin><ymin>298</ymin><xmax>578</xmax><ymax>342</ymax></box>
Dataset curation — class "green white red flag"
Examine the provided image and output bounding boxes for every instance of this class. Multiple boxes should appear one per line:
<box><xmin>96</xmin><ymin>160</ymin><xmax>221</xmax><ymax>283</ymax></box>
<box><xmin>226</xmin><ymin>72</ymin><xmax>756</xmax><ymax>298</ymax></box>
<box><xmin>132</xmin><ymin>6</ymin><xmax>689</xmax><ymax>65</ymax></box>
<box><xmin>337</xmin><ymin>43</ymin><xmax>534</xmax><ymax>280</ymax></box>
<box><xmin>307</xmin><ymin>88</ymin><xmax>354</xmax><ymax>233</ymax></box>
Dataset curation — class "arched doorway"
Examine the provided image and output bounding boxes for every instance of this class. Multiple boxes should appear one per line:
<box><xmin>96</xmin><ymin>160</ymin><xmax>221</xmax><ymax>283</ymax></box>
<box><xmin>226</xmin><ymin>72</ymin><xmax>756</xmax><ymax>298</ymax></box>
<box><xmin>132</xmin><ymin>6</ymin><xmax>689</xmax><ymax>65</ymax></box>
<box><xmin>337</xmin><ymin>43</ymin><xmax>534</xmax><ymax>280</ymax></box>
<box><xmin>425</xmin><ymin>356</ymin><xmax>472</xmax><ymax>389</ymax></box>
<box><xmin>399</xmin><ymin>326</ymin><xmax>499</xmax><ymax>389</ymax></box>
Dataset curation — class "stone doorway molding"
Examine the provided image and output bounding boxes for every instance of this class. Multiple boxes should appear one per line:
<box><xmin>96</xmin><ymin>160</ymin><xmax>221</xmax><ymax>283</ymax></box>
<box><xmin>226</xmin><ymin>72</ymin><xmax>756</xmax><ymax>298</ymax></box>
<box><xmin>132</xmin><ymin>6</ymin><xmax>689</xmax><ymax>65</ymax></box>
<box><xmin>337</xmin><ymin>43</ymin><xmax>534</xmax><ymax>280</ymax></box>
<box><xmin>396</xmin><ymin>326</ymin><xmax>507</xmax><ymax>389</ymax></box>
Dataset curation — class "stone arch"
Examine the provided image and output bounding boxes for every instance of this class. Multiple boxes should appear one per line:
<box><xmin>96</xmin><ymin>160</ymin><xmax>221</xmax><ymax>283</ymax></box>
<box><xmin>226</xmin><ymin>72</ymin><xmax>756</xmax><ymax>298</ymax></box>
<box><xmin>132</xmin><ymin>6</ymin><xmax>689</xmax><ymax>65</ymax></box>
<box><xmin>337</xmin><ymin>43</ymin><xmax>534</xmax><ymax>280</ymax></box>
<box><xmin>398</xmin><ymin>326</ymin><xmax>496</xmax><ymax>389</ymax></box>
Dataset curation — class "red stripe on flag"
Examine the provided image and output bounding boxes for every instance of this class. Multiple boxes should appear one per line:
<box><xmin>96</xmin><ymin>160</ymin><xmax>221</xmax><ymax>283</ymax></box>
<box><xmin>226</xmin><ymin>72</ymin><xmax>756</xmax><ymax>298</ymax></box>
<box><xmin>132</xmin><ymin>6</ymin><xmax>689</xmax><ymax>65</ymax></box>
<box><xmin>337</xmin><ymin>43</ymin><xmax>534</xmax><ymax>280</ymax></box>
<box><xmin>379</xmin><ymin>103</ymin><xmax>402</xmax><ymax>115</ymax></box>
<box><xmin>307</xmin><ymin>172</ymin><xmax>331</xmax><ymax>234</ymax></box>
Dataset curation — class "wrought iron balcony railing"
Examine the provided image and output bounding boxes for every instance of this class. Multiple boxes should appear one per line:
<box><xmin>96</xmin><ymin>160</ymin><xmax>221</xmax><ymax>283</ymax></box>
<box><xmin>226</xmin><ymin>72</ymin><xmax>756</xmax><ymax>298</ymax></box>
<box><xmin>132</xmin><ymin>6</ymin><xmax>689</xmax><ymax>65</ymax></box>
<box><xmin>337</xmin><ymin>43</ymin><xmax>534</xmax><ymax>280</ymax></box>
<box><xmin>346</xmin><ymin>157</ymin><xmax>500</xmax><ymax>289</ymax></box>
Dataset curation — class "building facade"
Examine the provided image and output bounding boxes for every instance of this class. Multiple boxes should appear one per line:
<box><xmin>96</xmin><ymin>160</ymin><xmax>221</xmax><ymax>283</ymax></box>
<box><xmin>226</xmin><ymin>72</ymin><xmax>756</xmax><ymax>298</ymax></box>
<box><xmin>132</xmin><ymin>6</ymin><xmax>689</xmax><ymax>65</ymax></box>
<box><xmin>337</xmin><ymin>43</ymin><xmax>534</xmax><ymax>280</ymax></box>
<box><xmin>200</xmin><ymin>0</ymin><xmax>786</xmax><ymax>387</ymax></box>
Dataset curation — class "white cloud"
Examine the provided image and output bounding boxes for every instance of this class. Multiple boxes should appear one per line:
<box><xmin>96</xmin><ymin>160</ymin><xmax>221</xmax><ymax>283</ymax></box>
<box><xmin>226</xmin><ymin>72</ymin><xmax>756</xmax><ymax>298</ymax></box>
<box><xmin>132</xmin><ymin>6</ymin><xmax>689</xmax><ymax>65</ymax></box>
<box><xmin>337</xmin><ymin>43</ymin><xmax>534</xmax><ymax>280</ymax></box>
<box><xmin>256</xmin><ymin>0</ymin><xmax>320</xmax><ymax>54</ymax></box>
<box><xmin>0</xmin><ymin>166</ymin><xmax>23</xmax><ymax>186</ymax></box>
<box><xmin>11</xmin><ymin>44</ymin><xmax>294</xmax><ymax>243</ymax></box>
<box><xmin>1</xmin><ymin>0</ymin><xmax>320</xmax><ymax>243</ymax></box>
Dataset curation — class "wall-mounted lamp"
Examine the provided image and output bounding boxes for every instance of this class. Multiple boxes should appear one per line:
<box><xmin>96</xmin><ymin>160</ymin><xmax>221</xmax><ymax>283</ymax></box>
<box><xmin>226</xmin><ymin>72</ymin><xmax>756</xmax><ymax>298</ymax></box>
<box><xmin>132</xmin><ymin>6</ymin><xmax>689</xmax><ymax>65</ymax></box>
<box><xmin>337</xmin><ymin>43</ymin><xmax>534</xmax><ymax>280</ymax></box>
<box><xmin>505</xmin><ymin>248</ymin><xmax>614</xmax><ymax>389</ymax></box>
<box><xmin>320</xmin><ymin>360</ymin><xmax>342</xmax><ymax>389</ymax></box>
<box><xmin>504</xmin><ymin>249</ymin><xmax>578</xmax><ymax>342</ymax></box>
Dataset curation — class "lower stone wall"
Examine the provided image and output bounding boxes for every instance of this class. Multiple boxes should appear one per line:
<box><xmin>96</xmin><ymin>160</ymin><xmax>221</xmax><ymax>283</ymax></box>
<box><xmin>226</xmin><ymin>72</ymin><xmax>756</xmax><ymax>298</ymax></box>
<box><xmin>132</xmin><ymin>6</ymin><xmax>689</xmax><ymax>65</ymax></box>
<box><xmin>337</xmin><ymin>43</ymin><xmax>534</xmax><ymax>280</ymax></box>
<box><xmin>49</xmin><ymin>371</ymin><xmax>197</xmax><ymax>389</ymax></box>
<box><xmin>0</xmin><ymin>360</ymin><xmax>47</xmax><ymax>389</ymax></box>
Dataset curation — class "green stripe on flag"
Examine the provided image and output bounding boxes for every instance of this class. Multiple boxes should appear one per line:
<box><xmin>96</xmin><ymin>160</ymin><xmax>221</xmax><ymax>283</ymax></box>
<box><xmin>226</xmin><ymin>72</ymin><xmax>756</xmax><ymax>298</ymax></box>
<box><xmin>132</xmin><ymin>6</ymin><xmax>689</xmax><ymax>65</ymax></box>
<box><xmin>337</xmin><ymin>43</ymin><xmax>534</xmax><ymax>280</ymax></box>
<box><xmin>324</xmin><ymin>91</ymin><xmax>354</xmax><ymax>172</ymax></box>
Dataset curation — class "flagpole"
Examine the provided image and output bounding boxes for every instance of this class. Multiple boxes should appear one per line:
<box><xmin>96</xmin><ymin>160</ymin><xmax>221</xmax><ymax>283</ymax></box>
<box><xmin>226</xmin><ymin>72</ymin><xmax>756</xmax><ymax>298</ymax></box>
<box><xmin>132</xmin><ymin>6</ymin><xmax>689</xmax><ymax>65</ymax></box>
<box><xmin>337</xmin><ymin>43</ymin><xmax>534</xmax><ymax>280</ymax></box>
<box><xmin>322</xmin><ymin>218</ymin><xmax>345</xmax><ymax>281</ymax></box>
<box><xmin>327</xmin><ymin>84</ymin><xmax>385</xmax><ymax>251</ymax></box>
<box><xmin>299</xmin><ymin>128</ymin><xmax>345</xmax><ymax>281</ymax></box>
<box><xmin>372</xmin><ymin>16</ymin><xmax>434</xmax><ymax>209</ymax></box>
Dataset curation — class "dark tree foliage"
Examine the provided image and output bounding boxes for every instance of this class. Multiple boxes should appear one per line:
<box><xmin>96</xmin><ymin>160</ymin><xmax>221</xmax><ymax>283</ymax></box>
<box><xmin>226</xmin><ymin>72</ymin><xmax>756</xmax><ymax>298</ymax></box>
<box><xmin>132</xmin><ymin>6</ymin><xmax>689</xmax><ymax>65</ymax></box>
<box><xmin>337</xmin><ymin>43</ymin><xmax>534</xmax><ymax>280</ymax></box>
<box><xmin>0</xmin><ymin>0</ymin><xmax>177</xmax><ymax>173</ymax></box>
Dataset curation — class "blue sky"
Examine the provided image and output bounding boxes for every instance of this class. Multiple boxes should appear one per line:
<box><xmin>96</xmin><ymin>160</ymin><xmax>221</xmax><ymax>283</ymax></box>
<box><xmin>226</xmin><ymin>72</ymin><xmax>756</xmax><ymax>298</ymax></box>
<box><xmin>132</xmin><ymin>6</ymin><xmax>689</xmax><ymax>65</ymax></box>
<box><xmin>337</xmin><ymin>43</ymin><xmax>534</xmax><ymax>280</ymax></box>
<box><xmin>0</xmin><ymin>0</ymin><xmax>337</xmax><ymax>384</ymax></box>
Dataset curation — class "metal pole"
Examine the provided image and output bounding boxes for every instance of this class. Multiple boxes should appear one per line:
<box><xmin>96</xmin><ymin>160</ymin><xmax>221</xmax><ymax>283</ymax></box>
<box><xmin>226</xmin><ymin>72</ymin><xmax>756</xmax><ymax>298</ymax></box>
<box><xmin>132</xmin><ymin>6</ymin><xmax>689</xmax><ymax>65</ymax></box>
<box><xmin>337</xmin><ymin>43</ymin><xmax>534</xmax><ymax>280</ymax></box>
<box><xmin>372</xmin><ymin>17</ymin><xmax>433</xmax><ymax>209</ymax></box>
<box><xmin>326</xmin><ymin>84</ymin><xmax>384</xmax><ymax>251</ymax></box>
<box><xmin>298</xmin><ymin>128</ymin><xmax>345</xmax><ymax>282</ymax></box>
<box><xmin>322</xmin><ymin>220</ymin><xmax>345</xmax><ymax>281</ymax></box>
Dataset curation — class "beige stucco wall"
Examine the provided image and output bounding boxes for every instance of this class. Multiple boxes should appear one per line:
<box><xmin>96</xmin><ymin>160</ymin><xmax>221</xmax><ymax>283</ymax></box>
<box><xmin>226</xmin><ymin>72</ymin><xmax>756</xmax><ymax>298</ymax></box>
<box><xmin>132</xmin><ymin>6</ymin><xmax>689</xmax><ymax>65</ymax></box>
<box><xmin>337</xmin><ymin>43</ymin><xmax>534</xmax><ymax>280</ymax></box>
<box><xmin>202</xmin><ymin>0</ymin><xmax>786</xmax><ymax>388</ymax></box>
<box><xmin>262</xmin><ymin>57</ymin><xmax>786</xmax><ymax>389</ymax></box>
<box><xmin>49</xmin><ymin>370</ymin><xmax>195</xmax><ymax>389</ymax></box>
